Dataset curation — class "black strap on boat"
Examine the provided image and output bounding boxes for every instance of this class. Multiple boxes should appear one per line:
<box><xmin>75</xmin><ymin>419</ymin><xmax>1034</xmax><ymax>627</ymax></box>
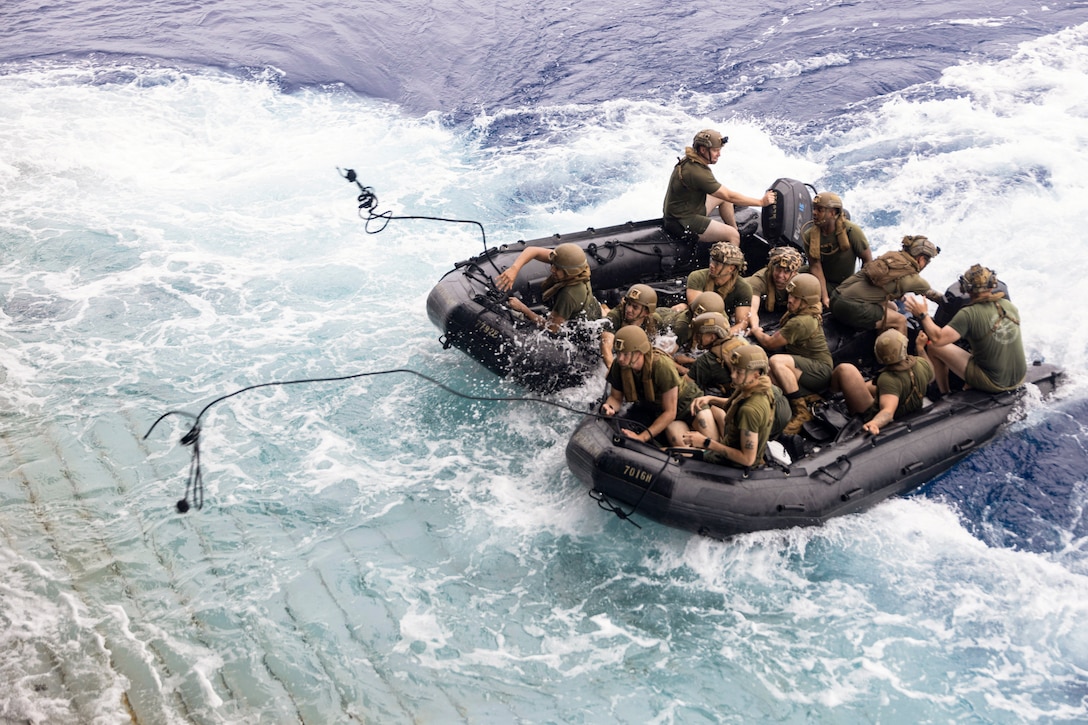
<box><xmin>338</xmin><ymin>168</ymin><xmax>503</xmax><ymax>278</ymax></box>
<box><xmin>588</xmin><ymin>490</ymin><xmax>643</xmax><ymax>529</ymax></box>
<box><xmin>588</xmin><ymin>449</ymin><xmax>673</xmax><ymax>530</ymax></box>
<box><xmin>585</xmin><ymin>416</ymin><xmax>679</xmax><ymax>529</ymax></box>
<box><xmin>584</xmin><ymin>241</ymin><xmax>618</xmax><ymax>266</ymax></box>
<box><xmin>809</xmin><ymin>391</ymin><xmax>1015</xmax><ymax>484</ymax></box>
<box><xmin>145</xmin><ymin>367</ymin><xmax>602</xmax><ymax>514</ymax></box>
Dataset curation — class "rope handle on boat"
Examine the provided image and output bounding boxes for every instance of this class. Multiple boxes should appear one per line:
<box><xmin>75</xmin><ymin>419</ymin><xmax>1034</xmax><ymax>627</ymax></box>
<box><xmin>338</xmin><ymin>168</ymin><xmax>504</xmax><ymax>279</ymax></box>
<box><xmin>588</xmin><ymin>447</ymin><xmax>673</xmax><ymax>530</ymax></box>
<box><xmin>144</xmin><ymin>367</ymin><xmax>604</xmax><ymax>514</ymax></box>
<box><xmin>585</xmin><ymin>416</ymin><xmax>688</xmax><ymax>529</ymax></box>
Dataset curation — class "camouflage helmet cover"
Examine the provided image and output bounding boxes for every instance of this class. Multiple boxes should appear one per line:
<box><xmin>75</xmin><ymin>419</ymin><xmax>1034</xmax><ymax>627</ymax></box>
<box><xmin>710</xmin><ymin>241</ymin><xmax>747</xmax><ymax>273</ymax></box>
<box><xmin>959</xmin><ymin>264</ymin><xmax>998</xmax><ymax>294</ymax></box>
<box><xmin>902</xmin><ymin>235</ymin><xmax>940</xmax><ymax>260</ymax></box>
<box><xmin>768</xmin><ymin>246</ymin><xmax>804</xmax><ymax>272</ymax></box>
<box><xmin>874</xmin><ymin>329</ymin><xmax>909</xmax><ymax>366</ymax></box>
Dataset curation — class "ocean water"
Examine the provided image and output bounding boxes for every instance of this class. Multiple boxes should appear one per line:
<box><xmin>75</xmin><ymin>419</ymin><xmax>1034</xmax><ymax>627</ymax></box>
<box><xmin>3</xmin><ymin>1</ymin><xmax>1088</xmax><ymax>722</ymax></box>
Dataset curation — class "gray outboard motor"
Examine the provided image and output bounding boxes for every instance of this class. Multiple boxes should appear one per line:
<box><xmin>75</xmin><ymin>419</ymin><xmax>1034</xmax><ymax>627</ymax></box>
<box><xmin>761</xmin><ymin>177</ymin><xmax>813</xmax><ymax>251</ymax></box>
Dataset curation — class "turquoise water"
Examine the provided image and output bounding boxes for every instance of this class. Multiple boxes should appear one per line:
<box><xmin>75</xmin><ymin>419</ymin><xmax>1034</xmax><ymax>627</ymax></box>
<box><xmin>3</xmin><ymin>9</ymin><xmax>1088</xmax><ymax>724</ymax></box>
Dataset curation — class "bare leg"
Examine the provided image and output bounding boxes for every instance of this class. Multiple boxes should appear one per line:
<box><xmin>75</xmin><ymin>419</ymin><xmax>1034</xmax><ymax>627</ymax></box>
<box><xmin>697</xmin><ymin>197</ymin><xmax>740</xmax><ymax>245</ymax></box>
<box><xmin>697</xmin><ymin>219</ymin><xmax>740</xmax><ymax>245</ymax></box>
<box><xmin>768</xmin><ymin>354</ymin><xmax>801</xmax><ymax>395</ymax></box>
<box><xmin>665</xmin><ymin>419</ymin><xmax>692</xmax><ymax>447</ymax></box>
<box><xmin>691</xmin><ymin>407</ymin><xmax>721</xmax><ymax>440</ymax></box>
<box><xmin>880</xmin><ymin>304</ymin><xmax>909</xmax><ymax>335</ymax></box>
<box><xmin>831</xmin><ymin>363</ymin><xmax>874</xmax><ymax>415</ymax></box>
<box><xmin>927</xmin><ymin>343</ymin><xmax>972</xmax><ymax>393</ymax></box>
<box><xmin>713</xmin><ymin>199</ymin><xmax>737</xmax><ymax>228</ymax></box>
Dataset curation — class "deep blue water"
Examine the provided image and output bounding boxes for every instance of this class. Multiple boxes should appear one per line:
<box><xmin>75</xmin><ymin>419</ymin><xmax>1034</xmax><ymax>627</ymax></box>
<box><xmin>3</xmin><ymin>0</ymin><xmax>1088</xmax><ymax>722</ymax></box>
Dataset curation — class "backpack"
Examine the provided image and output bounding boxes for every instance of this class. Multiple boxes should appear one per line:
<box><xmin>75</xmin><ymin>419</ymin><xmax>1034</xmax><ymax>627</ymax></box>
<box><xmin>861</xmin><ymin>251</ymin><xmax>918</xmax><ymax>289</ymax></box>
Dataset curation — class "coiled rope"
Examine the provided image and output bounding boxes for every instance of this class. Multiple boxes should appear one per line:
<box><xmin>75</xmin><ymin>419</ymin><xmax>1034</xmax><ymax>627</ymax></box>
<box><xmin>143</xmin><ymin>170</ymin><xmax>659</xmax><ymax>523</ymax></box>
<box><xmin>339</xmin><ymin>167</ymin><xmax>503</xmax><ymax>277</ymax></box>
<box><xmin>143</xmin><ymin>368</ymin><xmax>647</xmax><ymax>515</ymax></box>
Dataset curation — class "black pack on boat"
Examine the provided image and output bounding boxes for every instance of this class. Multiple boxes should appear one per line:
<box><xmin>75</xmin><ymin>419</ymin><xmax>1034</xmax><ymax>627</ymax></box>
<box><xmin>565</xmin><ymin>361</ymin><xmax>1063</xmax><ymax>539</ymax></box>
<box><xmin>426</xmin><ymin>178</ymin><xmax>818</xmax><ymax>392</ymax></box>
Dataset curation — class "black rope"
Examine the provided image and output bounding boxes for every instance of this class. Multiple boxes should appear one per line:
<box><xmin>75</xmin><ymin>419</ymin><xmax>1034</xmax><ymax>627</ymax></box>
<box><xmin>143</xmin><ymin>367</ymin><xmax>645</xmax><ymax>514</ymax></box>
<box><xmin>338</xmin><ymin>167</ymin><xmax>504</xmax><ymax>278</ymax></box>
<box><xmin>588</xmin><ymin>446</ymin><xmax>674</xmax><ymax>530</ymax></box>
<box><xmin>580</xmin><ymin>413</ymin><xmax>680</xmax><ymax>529</ymax></box>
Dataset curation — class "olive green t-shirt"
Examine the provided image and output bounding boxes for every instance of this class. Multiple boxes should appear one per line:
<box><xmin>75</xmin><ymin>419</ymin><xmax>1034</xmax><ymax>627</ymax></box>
<box><xmin>663</xmin><ymin>159</ymin><xmax>720</xmax><ymax>221</ymax></box>
<box><xmin>779</xmin><ymin>314</ymin><xmax>833</xmax><ymax>367</ymax></box>
<box><xmin>745</xmin><ymin>268</ymin><xmax>790</xmax><ymax>313</ymax></box>
<box><xmin>685</xmin><ymin>269</ymin><xmax>753</xmax><ymax>318</ymax></box>
<box><xmin>714</xmin><ymin>392</ymin><xmax>774</xmax><ymax>467</ymax></box>
<box><xmin>606</xmin><ymin>353</ymin><xmax>699</xmax><ymax>413</ymax></box>
<box><xmin>868</xmin><ymin>356</ymin><xmax>934</xmax><ymax>418</ymax></box>
<box><xmin>551</xmin><ymin>281</ymin><xmax>602</xmax><ymax>322</ymax></box>
<box><xmin>807</xmin><ymin>219</ymin><xmax>870</xmax><ymax>289</ymax></box>
<box><xmin>947</xmin><ymin>299</ymin><xmax>1026</xmax><ymax>390</ymax></box>
<box><xmin>687</xmin><ymin>351</ymin><xmax>732</xmax><ymax>396</ymax></box>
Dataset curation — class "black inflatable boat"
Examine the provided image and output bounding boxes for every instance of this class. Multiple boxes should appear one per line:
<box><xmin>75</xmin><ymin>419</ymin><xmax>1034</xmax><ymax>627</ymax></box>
<box><xmin>426</xmin><ymin>178</ymin><xmax>838</xmax><ymax>391</ymax></box>
<box><xmin>565</xmin><ymin>361</ymin><xmax>1063</xmax><ymax>538</ymax></box>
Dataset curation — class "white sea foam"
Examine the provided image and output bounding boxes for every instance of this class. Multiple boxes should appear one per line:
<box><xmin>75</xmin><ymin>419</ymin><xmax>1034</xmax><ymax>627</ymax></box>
<box><xmin>2</xmin><ymin>26</ymin><xmax>1088</xmax><ymax>723</ymax></box>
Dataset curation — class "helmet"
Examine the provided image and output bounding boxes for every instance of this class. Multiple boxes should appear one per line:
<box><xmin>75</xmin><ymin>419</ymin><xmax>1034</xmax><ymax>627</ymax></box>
<box><xmin>786</xmin><ymin>272</ymin><xmax>821</xmax><ymax>305</ymax></box>
<box><xmin>692</xmin><ymin>311</ymin><xmax>730</xmax><ymax>340</ymax></box>
<box><xmin>768</xmin><ymin>246</ymin><xmax>804</xmax><ymax>272</ymax></box>
<box><xmin>624</xmin><ymin>284</ymin><xmax>657</xmax><ymax>314</ymax></box>
<box><xmin>692</xmin><ymin>129</ymin><xmax>728</xmax><ymax>150</ymax></box>
<box><xmin>690</xmin><ymin>291</ymin><xmax>726</xmax><ymax>317</ymax></box>
<box><xmin>729</xmin><ymin>344</ymin><xmax>769</xmax><ymax>373</ymax></box>
<box><xmin>959</xmin><ymin>264</ymin><xmax>998</xmax><ymax>294</ymax></box>
<box><xmin>902</xmin><ymin>235</ymin><xmax>940</xmax><ymax>260</ymax></box>
<box><xmin>613</xmin><ymin>325</ymin><xmax>652</xmax><ymax>355</ymax></box>
<box><xmin>549</xmin><ymin>243</ymin><xmax>588</xmax><ymax>271</ymax></box>
<box><xmin>709</xmin><ymin>242</ymin><xmax>747</xmax><ymax>273</ymax></box>
<box><xmin>812</xmin><ymin>192</ymin><xmax>843</xmax><ymax>210</ymax></box>
<box><xmin>874</xmin><ymin>329</ymin><xmax>908</xmax><ymax>366</ymax></box>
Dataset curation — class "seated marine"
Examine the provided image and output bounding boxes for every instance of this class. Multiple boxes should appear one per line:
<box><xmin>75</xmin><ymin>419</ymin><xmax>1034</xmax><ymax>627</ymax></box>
<box><xmin>661</xmin><ymin>128</ymin><xmax>777</xmax><ymax>245</ymax></box>
<box><xmin>600</xmin><ymin>284</ymin><xmax>666</xmax><ymax>369</ymax></box>
<box><xmin>905</xmin><ymin>264</ymin><xmax>1026</xmax><ymax>395</ymax></box>
<box><xmin>680</xmin><ymin>344</ymin><xmax>776</xmax><ymax>469</ymax></box>
<box><xmin>829</xmin><ymin>235</ymin><xmax>942</xmax><ymax>336</ymax></box>
<box><xmin>830</xmin><ymin>328</ymin><xmax>934</xmax><ymax>435</ymax></box>
<box><xmin>802</xmin><ymin>191</ymin><xmax>872</xmax><ymax>307</ymax></box>
<box><xmin>683</xmin><ymin>242</ymin><xmax>754</xmax><ymax>336</ymax></box>
<box><xmin>659</xmin><ymin>289</ymin><xmax>727</xmax><ymax>371</ymax></box>
<box><xmin>744</xmin><ymin>245</ymin><xmax>805</xmax><ymax>330</ymax></box>
<box><xmin>495</xmin><ymin>242</ymin><xmax>602</xmax><ymax>334</ymax></box>
<box><xmin>749</xmin><ymin>272</ymin><xmax>833</xmax><ymax>435</ymax></box>
<box><xmin>682</xmin><ymin>311</ymin><xmax>748</xmax><ymax>397</ymax></box>
<box><xmin>600</xmin><ymin>325</ymin><xmax>700</xmax><ymax>448</ymax></box>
